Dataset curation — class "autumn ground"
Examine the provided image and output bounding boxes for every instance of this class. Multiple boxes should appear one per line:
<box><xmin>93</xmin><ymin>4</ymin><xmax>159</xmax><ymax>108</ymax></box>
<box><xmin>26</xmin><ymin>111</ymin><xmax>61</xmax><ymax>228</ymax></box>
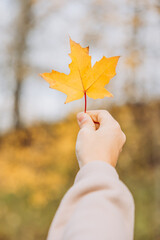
<box><xmin>0</xmin><ymin>101</ymin><xmax>160</xmax><ymax>240</ymax></box>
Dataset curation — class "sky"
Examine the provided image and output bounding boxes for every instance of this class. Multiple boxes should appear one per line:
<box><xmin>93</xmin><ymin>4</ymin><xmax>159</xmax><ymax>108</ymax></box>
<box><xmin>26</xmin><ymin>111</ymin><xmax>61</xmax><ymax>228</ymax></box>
<box><xmin>0</xmin><ymin>0</ymin><xmax>160</xmax><ymax>132</ymax></box>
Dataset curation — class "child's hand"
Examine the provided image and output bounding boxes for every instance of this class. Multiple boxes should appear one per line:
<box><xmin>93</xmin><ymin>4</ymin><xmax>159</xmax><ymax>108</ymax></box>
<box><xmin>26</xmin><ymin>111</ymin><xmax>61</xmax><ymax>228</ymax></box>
<box><xmin>76</xmin><ymin>110</ymin><xmax>126</xmax><ymax>168</ymax></box>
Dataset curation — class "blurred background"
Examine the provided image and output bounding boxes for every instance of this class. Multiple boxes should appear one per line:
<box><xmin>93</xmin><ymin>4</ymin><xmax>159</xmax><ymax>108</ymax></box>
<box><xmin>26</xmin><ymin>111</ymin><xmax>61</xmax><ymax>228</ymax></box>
<box><xmin>0</xmin><ymin>0</ymin><xmax>160</xmax><ymax>239</ymax></box>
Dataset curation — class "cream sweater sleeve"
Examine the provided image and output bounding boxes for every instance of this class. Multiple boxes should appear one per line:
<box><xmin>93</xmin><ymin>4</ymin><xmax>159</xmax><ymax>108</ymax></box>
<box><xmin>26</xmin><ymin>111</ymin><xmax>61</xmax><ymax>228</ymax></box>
<box><xmin>47</xmin><ymin>161</ymin><xmax>135</xmax><ymax>240</ymax></box>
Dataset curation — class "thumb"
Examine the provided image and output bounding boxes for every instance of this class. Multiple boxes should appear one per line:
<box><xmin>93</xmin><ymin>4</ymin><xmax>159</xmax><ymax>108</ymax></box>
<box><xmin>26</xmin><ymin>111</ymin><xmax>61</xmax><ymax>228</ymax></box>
<box><xmin>77</xmin><ymin>112</ymin><xmax>95</xmax><ymax>130</ymax></box>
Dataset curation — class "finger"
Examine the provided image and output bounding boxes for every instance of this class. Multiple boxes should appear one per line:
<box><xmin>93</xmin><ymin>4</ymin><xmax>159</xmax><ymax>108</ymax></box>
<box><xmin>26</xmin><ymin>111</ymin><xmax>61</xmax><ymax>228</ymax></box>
<box><xmin>77</xmin><ymin>112</ymin><xmax>95</xmax><ymax>130</ymax></box>
<box><xmin>86</xmin><ymin>110</ymin><xmax>114</xmax><ymax>127</ymax></box>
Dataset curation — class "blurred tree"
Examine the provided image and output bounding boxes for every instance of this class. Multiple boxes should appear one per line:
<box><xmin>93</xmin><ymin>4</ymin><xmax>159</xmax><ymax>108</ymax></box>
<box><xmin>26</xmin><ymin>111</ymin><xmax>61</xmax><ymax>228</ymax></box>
<box><xmin>124</xmin><ymin>0</ymin><xmax>144</xmax><ymax>102</ymax></box>
<box><xmin>9</xmin><ymin>0</ymin><xmax>67</xmax><ymax>128</ymax></box>
<box><xmin>125</xmin><ymin>0</ymin><xmax>160</xmax><ymax>102</ymax></box>
<box><xmin>11</xmin><ymin>0</ymin><xmax>34</xmax><ymax>128</ymax></box>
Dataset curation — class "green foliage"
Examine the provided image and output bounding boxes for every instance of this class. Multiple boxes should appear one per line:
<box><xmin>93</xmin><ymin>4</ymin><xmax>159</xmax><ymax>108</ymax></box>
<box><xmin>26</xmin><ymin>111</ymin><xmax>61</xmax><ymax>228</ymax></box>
<box><xmin>0</xmin><ymin>101</ymin><xmax>160</xmax><ymax>240</ymax></box>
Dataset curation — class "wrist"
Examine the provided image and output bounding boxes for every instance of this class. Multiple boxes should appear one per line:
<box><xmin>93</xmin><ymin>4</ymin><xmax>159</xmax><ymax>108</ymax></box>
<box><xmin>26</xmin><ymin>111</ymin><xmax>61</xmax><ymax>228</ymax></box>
<box><xmin>79</xmin><ymin>157</ymin><xmax>117</xmax><ymax>169</ymax></box>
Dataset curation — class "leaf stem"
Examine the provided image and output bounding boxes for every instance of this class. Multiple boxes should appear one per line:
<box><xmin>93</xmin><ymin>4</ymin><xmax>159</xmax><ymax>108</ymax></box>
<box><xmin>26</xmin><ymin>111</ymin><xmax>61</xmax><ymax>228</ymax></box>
<box><xmin>84</xmin><ymin>92</ymin><xmax>99</xmax><ymax>125</ymax></box>
<box><xmin>84</xmin><ymin>92</ymin><xmax>87</xmax><ymax>113</ymax></box>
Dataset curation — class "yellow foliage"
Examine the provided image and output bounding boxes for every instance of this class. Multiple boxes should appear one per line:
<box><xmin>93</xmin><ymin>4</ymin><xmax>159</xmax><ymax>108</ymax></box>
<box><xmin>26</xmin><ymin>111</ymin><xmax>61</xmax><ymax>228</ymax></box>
<box><xmin>0</xmin><ymin>103</ymin><xmax>160</xmax><ymax>240</ymax></box>
<box><xmin>0</xmin><ymin>116</ymin><xmax>79</xmax><ymax>208</ymax></box>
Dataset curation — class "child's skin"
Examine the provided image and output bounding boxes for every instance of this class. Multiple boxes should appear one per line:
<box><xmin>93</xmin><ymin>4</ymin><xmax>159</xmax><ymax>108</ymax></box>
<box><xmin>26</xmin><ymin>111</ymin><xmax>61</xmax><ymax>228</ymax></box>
<box><xmin>76</xmin><ymin>110</ymin><xmax>126</xmax><ymax>168</ymax></box>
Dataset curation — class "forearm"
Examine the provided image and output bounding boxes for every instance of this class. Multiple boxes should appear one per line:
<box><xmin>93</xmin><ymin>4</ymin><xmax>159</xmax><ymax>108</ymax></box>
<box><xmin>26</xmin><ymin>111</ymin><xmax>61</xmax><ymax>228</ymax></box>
<box><xmin>47</xmin><ymin>161</ymin><xmax>135</xmax><ymax>240</ymax></box>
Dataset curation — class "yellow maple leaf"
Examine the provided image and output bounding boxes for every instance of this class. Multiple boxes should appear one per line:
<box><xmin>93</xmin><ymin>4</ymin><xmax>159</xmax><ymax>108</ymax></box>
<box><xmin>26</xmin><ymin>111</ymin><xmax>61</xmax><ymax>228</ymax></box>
<box><xmin>40</xmin><ymin>38</ymin><xmax>120</xmax><ymax>112</ymax></box>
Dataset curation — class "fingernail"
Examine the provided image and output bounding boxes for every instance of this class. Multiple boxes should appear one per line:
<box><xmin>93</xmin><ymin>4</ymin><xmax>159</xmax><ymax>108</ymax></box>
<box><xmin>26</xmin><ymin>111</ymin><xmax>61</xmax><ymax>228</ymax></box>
<box><xmin>77</xmin><ymin>113</ymin><xmax>88</xmax><ymax>123</ymax></box>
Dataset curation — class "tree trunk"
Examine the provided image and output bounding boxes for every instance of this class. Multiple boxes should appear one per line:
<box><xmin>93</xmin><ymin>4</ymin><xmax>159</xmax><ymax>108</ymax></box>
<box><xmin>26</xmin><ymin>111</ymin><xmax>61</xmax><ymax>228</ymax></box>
<box><xmin>12</xmin><ymin>0</ymin><xmax>33</xmax><ymax>128</ymax></box>
<box><xmin>14</xmin><ymin>80</ymin><xmax>21</xmax><ymax>128</ymax></box>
